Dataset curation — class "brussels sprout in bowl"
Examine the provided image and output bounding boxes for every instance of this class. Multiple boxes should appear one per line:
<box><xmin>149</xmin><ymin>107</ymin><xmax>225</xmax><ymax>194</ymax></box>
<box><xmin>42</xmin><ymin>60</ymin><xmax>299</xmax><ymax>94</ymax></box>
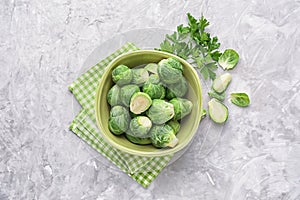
<box><xmin>95</xmin><ymin>50</ymin><xmax>202</xmax><ymax>157</ymax></box>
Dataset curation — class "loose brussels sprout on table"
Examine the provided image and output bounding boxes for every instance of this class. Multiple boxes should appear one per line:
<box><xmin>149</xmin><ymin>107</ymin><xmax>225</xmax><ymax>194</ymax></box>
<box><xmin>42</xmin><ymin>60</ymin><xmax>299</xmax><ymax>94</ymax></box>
<box><xmin>108</xmin><ymin>106</ymin><xmax>131</xmax><ymax>135</ymax></box>
<box><xmin>146</xmin><ymin>99</ymin><xmax>174</xmax><ymax>124</ymax></box>
<box><xmin>142</xmin><ymin>74</ymin><xmax>166</xmax><ymax>99</ymax></box>
<box><xmin>106</xmin><ymin>57</ymin><xmax>194</xmax><ymax>149</ymax></box>
<box><xmin>112</xmin><ymin>65</ymin><xmax>132</xmax><ymax>86</ymax></box>
<box><xmin>150</xmin><ymin>124</ymin><xmax>178</xmax><ymax>148</ymax></box>
<box><xmin>107</xmin><ymin>85</ymin><xmax>122</xmax><ymax>106</ymax></box>
<box><xmin>131</xmin><ymin>68</ymin><xmax>149</xmax><ymax>85</ymax></box>
<box><xmin>120</xmin><ymin>84</ymin><xmax>140</xmax><ymax>107</ymax></box>
<box><xmin>129</xmin><ymin>116</ymin><xmax>152</xmax><ymax>138</ymax></box>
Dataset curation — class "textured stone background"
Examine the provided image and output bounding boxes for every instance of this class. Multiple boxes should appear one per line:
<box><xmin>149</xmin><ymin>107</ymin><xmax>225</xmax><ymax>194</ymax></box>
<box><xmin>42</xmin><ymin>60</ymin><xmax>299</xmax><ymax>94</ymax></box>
<box><xmin>1</xmin><ymin>0</ymin><xmax>300</xmax><ymax>199</ymax></box>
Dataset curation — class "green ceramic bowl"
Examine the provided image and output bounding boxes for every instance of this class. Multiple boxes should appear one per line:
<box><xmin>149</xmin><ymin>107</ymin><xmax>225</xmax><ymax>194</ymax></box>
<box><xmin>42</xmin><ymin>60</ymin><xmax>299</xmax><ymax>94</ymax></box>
<box><xmin>95</xmin><ymin>50</ymin><xmax>202</xmax><ymax>157</ymax></box>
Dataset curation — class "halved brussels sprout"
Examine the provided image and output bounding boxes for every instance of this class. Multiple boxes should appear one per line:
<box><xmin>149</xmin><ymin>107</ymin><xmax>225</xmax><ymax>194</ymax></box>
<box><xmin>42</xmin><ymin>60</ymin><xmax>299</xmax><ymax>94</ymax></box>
<box><xmin>129</xmin><ymin>116</ymin><xmax>152</xmax><ymax>138</ymax></box>
<box><xmin>169</xmin><ymin>98</ymin><xmax>193</xmax><ymax>120</ymax></box>
<box><xmin>208</xmin><ymin>98</ymin><xmax>228</xmax><ymax>123</ymax></box>
<box><xmin>145</xmin><ymin>63</ymin><xmax>158</xmax><ymax>74</ymax></box>
<box><xmin>108</xmin><ymin>106</ymin><xmax>131</xmax><ymax>135</ymax></box>
<box><xmin>166</xmin><ymin>76</ymin><xmax>188</xmax><ymax>98</ymax></box>
<box><xmin>112</xmin><ymin>65</ymin><xmax>132</xmax><ymax>86</ymax></box>
<box><xmin>150</xmin><ymin>124</ymin><xmax>178</xmax><ymax>148</ymax></box>
<box><xmin>107</xmin><ymin>85</ymin><xmax>122</xmax><ymax>106</ymax></box>
<box><xmin>142</xmin><ymin>75</ymin><xmax>165</xmax><ymax>99</ymax></box>
<box><xmin>167</xmin><ymin>120</ymin><xmax>180</xmax><ymax>135</ymax></box>
<box><xmin>120</xmin><ymin>84</ymin><xmax>140</xmax><ymax>107</ymax></box>
<box><xmin>131</xmin><ymin>68</ymin><xmax>149</xmax><ymax>86</ymax></box>
<box><xmin>158</xmin><ymin>58</ymin><xmax>183</xmax><ymax>84</ymax></box>
<box><xmin>125</xmin><ymin>132</ymin><xmax>152</xmax><ymax>145</ymax></box>
<box><xmin>130</xmin><ymin>92</ymin><xmax>152</xmax><ymax>114</ymax></box>
<box><xmin>146</xmin><ymin>99</ymin><xmax>174</xmax><ymax>124</ymax></box>
<box><xmin>212</xmin><ymin>73</ymin><xmax>232</xmax><ymax>94</ymax></box>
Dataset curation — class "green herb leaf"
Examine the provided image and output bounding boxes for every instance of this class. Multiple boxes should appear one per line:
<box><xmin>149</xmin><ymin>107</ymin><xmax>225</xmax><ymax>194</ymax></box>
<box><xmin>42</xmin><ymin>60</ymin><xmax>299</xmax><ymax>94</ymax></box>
<box><xmin>230</xmin><ymin>93</ymin><xmax>250</xmax><ymax>107</ymax></box>
<box><xmin>156</xmin><ymin>13</ymin><xmax>222</xmax><ymax>80</ymax></box>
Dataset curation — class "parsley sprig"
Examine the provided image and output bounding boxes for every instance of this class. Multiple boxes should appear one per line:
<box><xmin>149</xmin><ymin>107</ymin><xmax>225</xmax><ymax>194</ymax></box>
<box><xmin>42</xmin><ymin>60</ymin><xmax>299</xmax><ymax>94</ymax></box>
<box><xmin>156</xmin><ymin>13</ymin><xmax>222</xmax><ymax>80</ymax></box>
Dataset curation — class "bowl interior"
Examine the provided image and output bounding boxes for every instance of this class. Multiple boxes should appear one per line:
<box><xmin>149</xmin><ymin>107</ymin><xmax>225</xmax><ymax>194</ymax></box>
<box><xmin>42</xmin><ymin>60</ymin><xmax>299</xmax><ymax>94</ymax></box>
<box><xmin>95</xmin><ymin>50</ymin><xmax>202</xmax><ymax>157</ymax></box>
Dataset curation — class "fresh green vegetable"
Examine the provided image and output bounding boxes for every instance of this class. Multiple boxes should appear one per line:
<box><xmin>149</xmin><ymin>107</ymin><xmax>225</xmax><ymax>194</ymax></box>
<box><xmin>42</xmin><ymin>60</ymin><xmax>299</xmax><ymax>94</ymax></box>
<box><xmin>108</xmin><ymin>106</ymin><xmax>131</xmax><ymax>135</ymax></box>
<box><xmin>201</xmin><ymin>109</ymin><xmax>207</xmax><ymax>119</ymax></box>
<box><xmin>212</xmin><ymin>73</ymin><xmax>232</xmax><ymax>93</ymax></box>
<box><xmin>129</xmin><ymin>116</ymin><xmax>152</xmax><ymax>138</ymax></box>
<box><xmin>130</xmin><ymin>92</ymin><xmax>152</xmax><ymax>114</ymax></box>
<box><xmin>145</xmin><ymin>63</ymin><xmax>158</xmax><ymax>74</ymax></box>
<box><xmin>169</xmin><ymin>98</ymin><xmax>193</xmax><ymax>120</ymax></box>
<box><xmin>208</xmin><ymin>98</ymin><xmax>228</xmax><ymax>124</ymax></box>
<box><xmin>146</xmin><ymin>99</ymin><xmax>175</xmax><ymax>124</ymax></box>
<box><xmin>166</xmin><ymin>76</ymin><xmax>188</xmax><ymax>98</ymax></box>
<box><xmin>167</xmin><ymin>120</ymin><xmax>180</xmax><ymax>135</ymax></box>
<box><xmin>218</xmin><ymin>49</ymin><xmax>239</xmax><ymax>70</ymax></box>
<box><xmin>107</xmin><ymin>85</ymin><xmax>122</xmax><ymax>106</ymax></box>
<box><xmin>157</xmin><ymin>13</ymin><xmax>222</xmax><ymax>80</ymax></box>
<box><xmin>208</xmin><ymin>90</ymin><xmax>225</xmax><ymax>101</ymax></box>
<box><xmin>230</xmin><ymin>93</ymin><xmax>250</xmax><ymax>107</ymax></box>
<box><xmin>142</xmin><ymin>75</ymin><xmax>166</xmax><ymax>99</ymax></box>
<box><xmin>120</xmin><ymin>84</ymin><xmax>140</xmax><ymax>107</ymax></box>
<box><xmin>125</xmin><ymin>133</ymin><xmax>152</xmax><ymax>145</ymax></box>
<box><xmin>165</xmin><ymin>88</ymin><xmax>177</xmax><ymax>100</ymax></box>
<box><xmin>150</xmin><ymin>124</ymin><xmax>178</xmax><ymax>148</ymax></box>
<box><xmin>158</xmin><ymin>58</ymin><xmax>183</xmax><ymax>84</ymax></box>
<box><xmin>131</xmin><ymin>68</ymin><xmax>149</xmax><ymax>85</ymax></box>
<box><xmin>112</xmin><ymin>65</ymin><xmax>132</xmax><ymax>86</ymax></box>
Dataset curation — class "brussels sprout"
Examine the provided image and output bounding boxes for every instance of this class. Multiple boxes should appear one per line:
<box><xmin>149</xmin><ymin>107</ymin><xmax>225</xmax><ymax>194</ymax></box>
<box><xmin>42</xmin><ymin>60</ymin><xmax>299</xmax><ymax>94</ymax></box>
<box><xmin>147</xmin><ymin>74</ymin><xmax>160</xmax><ymax>84</ymax></box>
<box><xmin>169</xmin><ymin>98</ymin><xmax>193</xmax><ymax>120</ymax></box>
<box><xmin>208</xmin><ymin>98</ymin><xmax>228</xmax><ymax>124</ymax></box>
<box><xmin>112</xmin><ymin>65</ymin><xmax>132</xmax><ymax>86</ymax></box>
<box><xmin>142</xmin><ymin>75</ymin><xmax>165</xmax><ymax>99</ymax></box>
<box><xmin>146</xmin><ymin>99</ymin><xmax>175</xmax><ymax>124</ymax></box>
<box><xmin>212</xmin><ymin>73</ymin><xmax>232</xmax><ymax>94</ymax></box>
<box><xmin>120</xmin><ymin>84</ymin><xmax>140</xmax><ymax>107</ymax></box>
<box><xmin>166</xmin><ymin>76</ymin><xmax>188</xmax><ymax>98</ymax></box>
<box><xmin>208</xmin><ymin>90</ymin><xmax>225</xmax><ymax>101</ymax></box>
<box><xmin>230</xmin><ymin>93</ymin><xmax>250</xmax><ymax>107</ymax></box>
<box><xmin>150</xmin><ymin>124</ymin><xmax>178</xmax><ymax>148</ymax></box>
<box><xmin>165</xmin><ymin>88</ymin><xmax>177</xmax><ymax>100</ymax></box>
<box><xmin>130</xmin><ymin>92</ymin><xmax>152</xmax><ymax>114</ymax></box>
<box><xmin>218</xmin><ymin>49</ymin><xmax>239</xmax><ymax>70</ymax></box>
<box><xmin>158</xmin><ymin>58</ymin><xmax>183</xmax><ymax>84</ymax></box>
<box><xmin>107</xmin><ymin>85</ymin><xmax>122</xmax><ymax>106</ymax></box>
<box><xmin>166</xmin><ymin>57</ymin><xmax>183</xmax><ymax>72</ymax></box>
<box><xmin>125</xmin><ymin>132</ymin><xmax>152</xmax><ymax>145</ymax></box>
<box><xmin>108</xmin><ymin>106</ymin><xmax>131</xmax><ymax>135</ymax></box>
<box><xmin>167</xmin><ymin>120</ymin><xmax>180</xmax><ymax>135</ymax></box>
<box><xmin>145</xmin><ymin>63</ymin><xmax>158</xmax><ymax>74</ymax></box>
<box><xmin>131</xmin><ymin>68</ymin><xmax>149</xmax><ymax>86</ymax></box>
<box><xmin>129</xmin><ymin>116</ymin><xmax>152</xmax><ymax>138</ymax></box>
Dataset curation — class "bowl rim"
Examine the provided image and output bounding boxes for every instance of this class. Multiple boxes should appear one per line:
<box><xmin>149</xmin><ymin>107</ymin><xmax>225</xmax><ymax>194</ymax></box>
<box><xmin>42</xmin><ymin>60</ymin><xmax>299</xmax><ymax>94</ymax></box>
<box><xmin>95</xmin><ymin>50</ymin><xmax>203</xmax><ymax>157</ymax></box>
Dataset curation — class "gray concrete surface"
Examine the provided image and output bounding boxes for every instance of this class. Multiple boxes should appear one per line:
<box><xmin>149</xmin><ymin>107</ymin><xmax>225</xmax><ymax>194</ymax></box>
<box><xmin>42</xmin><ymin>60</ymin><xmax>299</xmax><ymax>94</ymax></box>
<box><xmin>1</xmin><ymin>0</ymin><xmax>300</xmax><ymax>199</ymax></box>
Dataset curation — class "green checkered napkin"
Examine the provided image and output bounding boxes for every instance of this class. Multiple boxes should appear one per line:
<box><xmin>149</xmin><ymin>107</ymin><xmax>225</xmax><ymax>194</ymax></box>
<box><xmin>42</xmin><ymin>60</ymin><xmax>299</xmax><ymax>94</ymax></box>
<box><xmin>69</xmin><ymin>42</ymin><xmax>173</xmax><ymax>187</ymax></box>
